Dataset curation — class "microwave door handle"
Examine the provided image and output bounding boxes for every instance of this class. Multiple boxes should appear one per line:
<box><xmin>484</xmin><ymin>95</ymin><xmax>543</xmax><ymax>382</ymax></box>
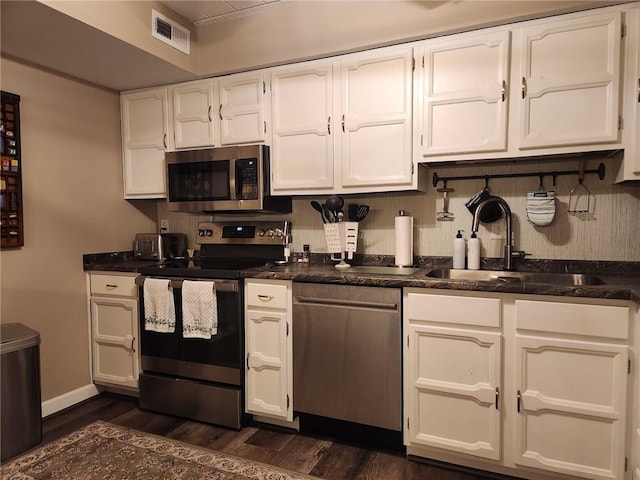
<box><xmin>229</xmin><ymin>158</ymin><xmax>238</xmax><ymax>200</ymax></box>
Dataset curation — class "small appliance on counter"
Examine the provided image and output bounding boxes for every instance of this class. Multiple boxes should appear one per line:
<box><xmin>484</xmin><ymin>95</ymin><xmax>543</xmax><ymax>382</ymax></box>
<box><xmin>133</xmin><ymin>233</ymin><xmax>187</xmax><ymax>261</ymax></box>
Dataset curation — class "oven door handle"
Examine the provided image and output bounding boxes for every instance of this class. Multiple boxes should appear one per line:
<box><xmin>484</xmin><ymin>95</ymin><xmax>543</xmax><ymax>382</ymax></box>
<box><xmin>136</xmin><ymin>276</ymin><xmax>239</xmax><ymax>293</ymax></box>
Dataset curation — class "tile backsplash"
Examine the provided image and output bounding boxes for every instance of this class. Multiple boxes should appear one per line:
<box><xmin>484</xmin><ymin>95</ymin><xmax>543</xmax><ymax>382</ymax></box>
<box><xmin>157</xmin><ymin>155</ymin><xmax>640</xmax><ymax>262</ymax></box>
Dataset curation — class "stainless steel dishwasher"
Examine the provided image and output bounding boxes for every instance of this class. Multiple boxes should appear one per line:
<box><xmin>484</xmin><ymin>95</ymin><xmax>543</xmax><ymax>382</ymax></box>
<box><xmin>292</xmin><ymin>282</ymin><xmax>401</xmax><ymax>432</ymax></box>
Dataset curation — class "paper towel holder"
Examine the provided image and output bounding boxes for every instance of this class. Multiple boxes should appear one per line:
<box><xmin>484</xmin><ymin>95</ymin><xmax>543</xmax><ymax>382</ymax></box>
<box><xmin>394</xmin><ymin>210</ymin><xmax>414</xmax><ymax>267</ymax></box>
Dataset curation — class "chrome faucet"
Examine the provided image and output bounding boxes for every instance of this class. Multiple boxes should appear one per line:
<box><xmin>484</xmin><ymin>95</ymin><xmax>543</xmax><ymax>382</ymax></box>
<box><xmin>471</xmin><ymin>195</ymin><xmax>528</xmax><ymax>271</ymax></box>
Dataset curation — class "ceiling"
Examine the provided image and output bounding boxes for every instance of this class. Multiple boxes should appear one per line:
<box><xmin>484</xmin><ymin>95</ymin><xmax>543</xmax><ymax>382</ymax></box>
<box><xmin>160</xmin><ymin>0</ymin><xmax>284</xmax><ymax>26</ymax></box>
<box><xmin>1</xmin><ymin>1</ymin><xmax>614</xmax><ymax>92</ymax></box>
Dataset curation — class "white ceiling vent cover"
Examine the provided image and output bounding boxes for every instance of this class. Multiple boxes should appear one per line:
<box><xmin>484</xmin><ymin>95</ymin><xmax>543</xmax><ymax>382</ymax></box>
<box><xmin>152</xmin><ymin>10</ymin><xmax>190</xmax><ymax>55</ymax></box>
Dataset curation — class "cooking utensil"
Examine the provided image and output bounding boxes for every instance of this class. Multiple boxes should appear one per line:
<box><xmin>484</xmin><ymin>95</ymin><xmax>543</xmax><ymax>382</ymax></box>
<box><xmin>568</xmin><ymin>180</ymin><xmax>594</xmax><ymax>220</ymax></box>
<box><xmin>322</xmin><ymin>203</ymin><xmax>335</xmax><ymax>223</ymax></box>
<box><xmin>325</xmin><ymin>195</ymin><xmax>344</xmax><ymax>218</ymax></box>
<box><xmin>310</xmin><ymin>201</ymin><xmax>327</xmax><ymax>223</ymax></box>
<box><xmin>347</xmin><ymin>204</ymin><xmax>370</xmax><ymax>222</ymax></box>
<box><xmin>436</xmin><ymin>186</ymin><xmax>454</xmax><ymax>221</ymax></box>
<box><xmin>466</xmin><ymin>188</ymin><xmax>502</xmax><ymax>223</ymax></box>
<box><xmin>355</xmin><ymin>205</ymin><xmax>369</xmax><ymax>222</ymax></box>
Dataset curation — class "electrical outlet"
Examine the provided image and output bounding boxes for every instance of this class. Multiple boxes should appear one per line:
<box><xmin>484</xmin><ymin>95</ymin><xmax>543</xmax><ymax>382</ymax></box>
<box><xmin>160</xmin><ymin>219</ymin><xmax>169</xmax><ymax>231</ymax></box>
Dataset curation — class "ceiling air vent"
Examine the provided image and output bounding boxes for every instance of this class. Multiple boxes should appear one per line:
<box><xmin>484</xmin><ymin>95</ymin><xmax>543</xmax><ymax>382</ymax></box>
<box><xmin>152</xmin><ymin>10</ymin><xmax>190</xmax><ymax>55</ymax></box>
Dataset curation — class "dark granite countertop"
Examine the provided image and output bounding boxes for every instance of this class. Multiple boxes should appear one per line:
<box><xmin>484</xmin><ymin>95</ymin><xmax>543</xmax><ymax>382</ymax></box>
<box><xmin>82</xmin><ymin>251</ymin><xmax>166</xmax><ymax>273</ymax></box>
<box><xmin>243</xmin><ymin>262</ymin><xmax>640</xmax><ymax>305</ymax></box>
<box><xmin>83</xmin><ymin>252</ymin><xmax>640</xmax><ymax>305</ymax></box>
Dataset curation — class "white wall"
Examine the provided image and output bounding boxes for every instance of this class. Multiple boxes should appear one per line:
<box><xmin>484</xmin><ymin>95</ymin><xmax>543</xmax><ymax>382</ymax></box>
<box><xmin>0</xmin><ymin>57</ymin><xmax>157</xmax><ymax>401</ymax></box>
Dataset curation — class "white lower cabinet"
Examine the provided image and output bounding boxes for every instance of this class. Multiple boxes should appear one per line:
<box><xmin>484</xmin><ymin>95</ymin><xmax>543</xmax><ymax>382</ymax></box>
<box><xmin>89</xmin><ymin>272</ymin><xmax>140</xmax><ymax>391</ymax></box>
<box><xmin>404</xmin><ymin>289</ymin><xmax>635</xmax><ymax>480</ymax></box>
<box><xmin>244</xmin><ymin>279</ymin><xmax>293</xmax><ymax>423</ymax></box>
<box><xmin>404</xmin><ymin>292</ymin><xmax>503</xmax><ymax>460</ymax></box>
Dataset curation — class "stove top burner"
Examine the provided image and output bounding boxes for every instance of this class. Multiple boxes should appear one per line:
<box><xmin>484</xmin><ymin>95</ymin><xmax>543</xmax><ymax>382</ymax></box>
<box><xmin>138</xmin><ymin>257</ymin><xmax>268</xmax><ymax>279</ymax></box>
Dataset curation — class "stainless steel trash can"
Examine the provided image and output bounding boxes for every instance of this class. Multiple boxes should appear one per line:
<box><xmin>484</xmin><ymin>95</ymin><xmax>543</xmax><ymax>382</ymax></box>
<box><xmin>1</xmin><ymin>323</ymin><xmax>42</xmax><ymax>463</ymax></box>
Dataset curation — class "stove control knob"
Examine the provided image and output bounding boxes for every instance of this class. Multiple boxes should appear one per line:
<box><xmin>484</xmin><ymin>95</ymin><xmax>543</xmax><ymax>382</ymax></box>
<box><xmin>266</xmin><ymin>229</ymin><xmax>274</xmax><ymax>237</ymax></box>
<box><xmin>256</xmin><ymin>229</ymin><xmax>265</xmax><ymax>236</ymax></box>
<box><xmin>198</xmin><ymin>229</ymin><xmax>206</xmax><ymax>236</ymax></box>
<box><xmin>274</xmin><ymin>228</ymin><xmax>283</xmax><ymax>238</ymax></box>
<box><xmin>205</xmin><ymin>229</ymin><xmax>213</xmax><ymax>236</ymax></box>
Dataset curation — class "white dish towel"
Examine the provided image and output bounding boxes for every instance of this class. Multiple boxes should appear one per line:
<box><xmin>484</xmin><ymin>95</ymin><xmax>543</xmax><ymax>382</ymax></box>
<box><xmin>143</xmin><ymin>278</ymin><xmax>175</xmax><ymax>333</ymax></box>
<box><xmin>182</xmin><ymin>280</ymin><xmax>218</xmax><ymax>339</ymax></box>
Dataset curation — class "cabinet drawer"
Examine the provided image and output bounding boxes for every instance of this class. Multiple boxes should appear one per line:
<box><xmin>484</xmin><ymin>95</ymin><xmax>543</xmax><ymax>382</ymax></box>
<box><xmin>515</xmin><ymin>299</ymin><xmax>629</xmax><ymax>340</ymax></box>
<box><xmin>405</xmin><ymin>291</ymin><xmax>501</xmax><ymax>327</ymax></box>
<box><xmin>90</xmin><ymin>274</ymin><xmax>138</xmax><ymax>297</ymax></box>
<box><xmin>246</xmin><ymin>281</ymin><xmax>289</xmax><ymax>310</ymax></box>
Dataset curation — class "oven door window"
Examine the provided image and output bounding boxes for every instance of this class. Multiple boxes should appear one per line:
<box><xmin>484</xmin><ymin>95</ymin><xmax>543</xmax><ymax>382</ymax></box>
<box><xmin>168</xmin><ymin>160</ymin><xmax>230</xmax><ymax>202</ymax></box>
<box><xmin>140</xmin><ymin>288</ymin><xmax>241</xmax><ymax>371</ymax></box>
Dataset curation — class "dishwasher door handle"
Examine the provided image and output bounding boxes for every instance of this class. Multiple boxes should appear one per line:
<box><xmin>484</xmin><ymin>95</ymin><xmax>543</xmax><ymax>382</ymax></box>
<box><xmin>294</xmin><ymin>296</ymin><xmax>398</xmax><ymax>311</ymax></box>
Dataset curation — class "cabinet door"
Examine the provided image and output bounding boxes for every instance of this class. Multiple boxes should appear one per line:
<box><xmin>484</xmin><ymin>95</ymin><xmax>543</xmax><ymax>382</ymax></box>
<box><xmin>514</xmin><ymin>334</ymin><xmax>627</xmax><ymax>479</ymax></box>
<box><xmin>517</xmin><ymin>10</ymin><xmax>622</xmax><ymax>149</ymax></box>
<box><xmin>245</xmin><ymin>308</ymin><xmax>292</xmax><ymax>421</ymax></box>
<box><xmin>406</xmin><ymin>323</ymin><xmax>502</xmax><ymax>460</ymax></box>
<box><xmin>627</xmin><ymin>5</ymin><xmax>640</xmax><ymax>179</ymax></box>
<box><xmin>90</xmin><ymin>297</ymin><xmax>139</xmax><ymax>389</ymax></box>
<box><xmin>171</xmin><ymin>80</ymin><xmax>217</xmax><ymax>149</ymax></box>
<box><xmin>121</xmin><ymin>88</ymin><xmax>168</xmax><ymax>198</ymax></box>
<box><xmin>340</xmin><ymin>47</ymin><xmax>414</xmax><ymax>189</ymax></box>
<box><xmin>219</xmin><ymin>71</ymin><xmax>267</xmax><ymax>145</ymax></box>
<box><xmin>270</xmin><ymin>60</ymin><xmax>335</xmax><ymax>194</ymax></box>
<box><xmin>420</xmin><ymin>30</ymin><xmax>510</xmax><ymax>156</ymax></box>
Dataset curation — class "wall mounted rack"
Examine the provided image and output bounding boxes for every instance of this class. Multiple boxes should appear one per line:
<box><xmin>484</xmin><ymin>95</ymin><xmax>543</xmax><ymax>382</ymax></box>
<box><xmin>1</xmin><ymin>90</ymin><xmax>23</xmax><ymax>248</ymax></box>
<box><xmin>432</xmin><ymin>160</ymin><xmax>606</xmax><ymax>189</ymax></box>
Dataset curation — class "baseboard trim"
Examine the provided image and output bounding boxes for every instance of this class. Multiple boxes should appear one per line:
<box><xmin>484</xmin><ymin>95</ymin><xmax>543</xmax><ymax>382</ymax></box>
<box><xmin>42</xmin><ymin>384</ymin><xmax>101</xmax><ymax>418</ymax></box>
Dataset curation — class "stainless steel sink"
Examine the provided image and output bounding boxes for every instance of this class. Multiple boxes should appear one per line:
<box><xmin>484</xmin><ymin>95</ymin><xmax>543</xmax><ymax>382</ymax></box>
<box><xmin>344</xmin><ymin>266</ymin><xmax>421</xmax><ymax>276</ymax></box>
<box><xmin>425</xmin><ymin>268</ymin><xmax>606</xmax><ymax>286</ymax></box>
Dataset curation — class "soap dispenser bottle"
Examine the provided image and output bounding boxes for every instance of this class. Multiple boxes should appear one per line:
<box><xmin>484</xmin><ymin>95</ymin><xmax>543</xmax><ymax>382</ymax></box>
<box><xmin>453</xmin><ymin>230</ymin><xmax>466</xmax><ymax>269</ymax></box>
<box><xmin>468</xmin><ymin>231</ymin><xmax>481</xmax><ymax>270</ymax></box>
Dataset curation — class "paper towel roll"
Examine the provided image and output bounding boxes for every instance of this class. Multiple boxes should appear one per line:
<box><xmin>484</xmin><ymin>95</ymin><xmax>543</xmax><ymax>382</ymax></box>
<box><xmin>394</xmin><ymin>212</ymin><xmax>413</xmax><ymax>267</ymax></box>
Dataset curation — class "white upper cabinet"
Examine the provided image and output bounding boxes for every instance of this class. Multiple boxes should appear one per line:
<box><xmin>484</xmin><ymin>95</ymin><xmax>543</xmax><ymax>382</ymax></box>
<box><xmin>120</xmin><ymin>87</ymin><xmax>170</xmax><ymax>199</ymax></box>
<box><xmin>270</xmin><ymin>45</ymin><xmax>423</xmax><ymax>195</ymax></box>
<box><xmin>170</xmin><ymin>71</ymin><xmax>267</xmax><ymax>150</ymax></box>
<box><xmin>417</xmin><ymin>6</ymin><xmax>627</xmax><ymax>163</ymax></box>
<box><xmin>515</xmin><ymin>10</ymin><xmax>622</xmax><ymax>149</ymax></box>
<box><xmin>171</xmin><ymin>79</ymin><xmax>217</xmax><ymax>150</ymax></box>
<box><xmin>218</xmin><ymin>71</ymin><xmax>268</xmax><ymax>145</ymax></box>
<box><xmin>617</xmin><ymin>4</ymin><xmax>640</xmax><ymax>181</ymax></box>
<box><xmin>419</xmin><ymin>29</ymin><xmax>511</xmax><ymax>156</ymax></box>
<box><xmin>270</xmin><ymin>59</ymin><xmax>335</xmax><ymax>192</ymax></box>
<box><xmin>340</xmin><ymin>47</ymin><xmax>415</xmax><ymax>190</ymax></box>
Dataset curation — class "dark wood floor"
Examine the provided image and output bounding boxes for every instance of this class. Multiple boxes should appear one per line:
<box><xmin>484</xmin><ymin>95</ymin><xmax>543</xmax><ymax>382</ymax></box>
<box><xmin>41</xmin><ymin>392</ymin><xmax>510</xmax><ymax>480</ymax></box>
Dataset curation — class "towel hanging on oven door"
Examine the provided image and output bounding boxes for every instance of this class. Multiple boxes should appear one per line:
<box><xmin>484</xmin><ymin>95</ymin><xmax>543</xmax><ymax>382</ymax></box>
<box><xmin>182</xmin><ymin>280</ymin><xmax>218</xmax><ymax>339</ymax></box>
<box><xmin>143</xmin><ymin>278</ymin><xmax>176</xmax><ymax>333</ymax></box>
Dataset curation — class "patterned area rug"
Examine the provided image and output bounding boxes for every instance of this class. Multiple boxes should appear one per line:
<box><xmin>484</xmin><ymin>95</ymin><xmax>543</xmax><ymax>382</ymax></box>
<box><xmin>1</xmin><ymin>421</ymin><xmax>318</xmax><ymax>480</ymax></box>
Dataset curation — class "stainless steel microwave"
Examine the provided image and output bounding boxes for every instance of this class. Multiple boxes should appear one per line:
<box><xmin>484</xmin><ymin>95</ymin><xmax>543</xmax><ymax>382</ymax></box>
<box><xmin>165</xmin><ymin>145</ymin><xmax>291</xmax><ymax>213</ymax></box>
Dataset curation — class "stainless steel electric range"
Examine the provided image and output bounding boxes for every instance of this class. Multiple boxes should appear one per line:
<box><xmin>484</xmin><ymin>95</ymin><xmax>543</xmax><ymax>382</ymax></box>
<box><xmin>136</xmin><ymin>220</ymin><xmax>291</xmax><ymax>429</ymax></box>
